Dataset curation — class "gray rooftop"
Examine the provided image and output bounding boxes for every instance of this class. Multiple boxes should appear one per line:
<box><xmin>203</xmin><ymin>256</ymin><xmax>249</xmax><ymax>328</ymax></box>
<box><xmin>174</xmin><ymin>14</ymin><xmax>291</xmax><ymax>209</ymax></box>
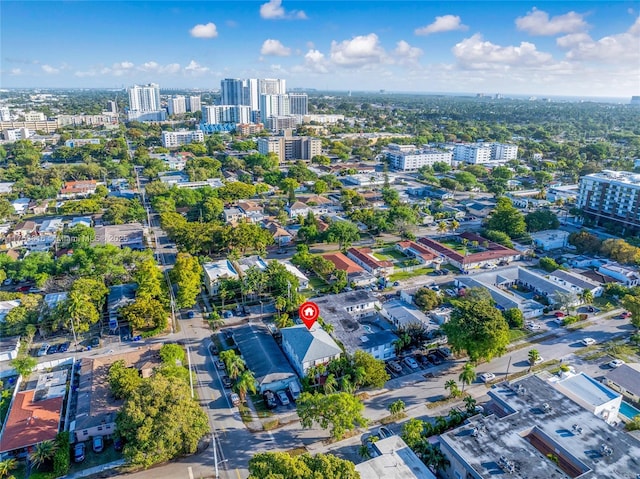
<box><xmin>356</xmin><ymin>436</ymin><xmax>436</xmax><ymax>479</ymax></box>
<box><xmin>605</xmin><ymin>363</ymin><xmax>640</xmax><ymax>398</ymax></box>
<box><xmin>280</xmin><ymin>324</ymin><xmax>342</xmax><ymax>364</ymax></box>
<box><xmin>440</xmin><ymin>375</ymin><xmax>640</xmax><ymax>479</ymax></box>
<box><xmin>550</xmin><ymin>269</ymin><xmax>601</xmax><ymax>292</ymax></box>
<box><xmin>555</xmin><ymin>373</ymin><xmax>619</xmax><ymax>406</ymax></box>
<box><xmin>233</xmin><ymin>324</ymin><xmax>297</xmax><ymax>388</ymax></box>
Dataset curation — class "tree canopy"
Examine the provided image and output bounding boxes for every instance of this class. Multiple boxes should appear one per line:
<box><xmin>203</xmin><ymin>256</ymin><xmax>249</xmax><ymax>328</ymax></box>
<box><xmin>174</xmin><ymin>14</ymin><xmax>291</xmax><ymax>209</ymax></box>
<box><xmin>248</xmin><ymin>452</ymin><xmax>360</xmax><ymax>479</ymax></box>
<box><xmin>485</xmin><ymin>197</ymin><xmax>526</xmax><ymax>239</ymax></box>
<box><xmin>297</xmin><ymin>392</ymin><xmax>368</xmax><ymax>440</ymax></box>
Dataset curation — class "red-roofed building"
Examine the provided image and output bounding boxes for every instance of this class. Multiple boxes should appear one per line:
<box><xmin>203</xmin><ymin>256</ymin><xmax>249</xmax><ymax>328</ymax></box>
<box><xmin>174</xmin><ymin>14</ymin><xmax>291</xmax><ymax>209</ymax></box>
<box><xmin>323</xmin><ymin>252</ymin><xmax>364</xmax><ymax>275</ymax></box>
<box><xmin>58</xmin><ymin>180</ymin><xmax>97</xmax><ymax>199</ymax></box>
<box><xmin>396</xmin><ymin>241</ymin><xmax>438</xmax><ymax>265</ymax></box>
<box><xmin>417</xmin><ymin>232</ymin><xmax>520</xmax><ymax>271</ymax></box>
<box><xmin>0</xmin><ymin>390</ymin><xmax>63</xmax><ymax>453</ymax></box>
<box><xmin>347</xmin><ymin>248</ymin><xmax>394</xmax><ymax>277</ymax></box>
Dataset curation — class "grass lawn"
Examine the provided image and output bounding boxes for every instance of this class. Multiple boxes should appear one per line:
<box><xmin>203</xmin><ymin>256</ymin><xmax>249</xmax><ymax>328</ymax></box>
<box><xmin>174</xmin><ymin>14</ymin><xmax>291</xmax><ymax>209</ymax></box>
<box><xmin>438</xmin><ymin>239</ymin><xmax>483</xmax><ymax>255</ymax></box>
<box><xmin>68</xmin><ymin>443</ymin><xmax>122</xmax><ymax>474</ymax></box>
<box><xmin>389</xmin><ymin>267</ymin><xmax>432</xmax><ymax>282</ymax></box>
<box><xmin>308</xmin><ymin>276</ymin><xmax>328</xmax><ymax>290</ymax></box>
<box><xmin>373</xmin><ymin>252</ymin><xmax>392</xmax><ymax>261</ymax></box>
<box><xmin>381</xmin><ymin>248</ymin><xmax>409</xmax><ymax>261</ymax></box>
<box><xmin>508</xmin><ymin>329</ymin><xmax>530</xmax><ymax>342</ymax></box>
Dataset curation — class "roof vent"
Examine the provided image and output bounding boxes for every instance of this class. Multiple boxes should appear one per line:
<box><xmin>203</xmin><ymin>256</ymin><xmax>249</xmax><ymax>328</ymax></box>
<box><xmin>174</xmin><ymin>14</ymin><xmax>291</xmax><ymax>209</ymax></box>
<box><xmin>542</xmin><ymin>403</ymin><xmax>552</xmax><ymax>413</ymax></box>
<box><xmin>600</xmin><ymin>445</ymin><xmax>613</xmax><ymax>457</ymax></box>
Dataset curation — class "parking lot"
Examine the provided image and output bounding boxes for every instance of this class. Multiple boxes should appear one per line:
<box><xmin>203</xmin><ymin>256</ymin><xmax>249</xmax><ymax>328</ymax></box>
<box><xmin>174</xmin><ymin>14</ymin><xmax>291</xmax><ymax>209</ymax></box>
<box><xmin>386</xmin><ymin>347</ymin><xmax>452</xmax><ymax>379</ymax></box>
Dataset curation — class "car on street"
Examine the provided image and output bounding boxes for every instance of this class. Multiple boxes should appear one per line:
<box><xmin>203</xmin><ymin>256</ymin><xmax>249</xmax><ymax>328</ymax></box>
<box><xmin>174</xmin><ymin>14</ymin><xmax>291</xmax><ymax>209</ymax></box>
<box><xmin>581</xmin><ymin>337</ymin><xmax>596</xmax><ymax>346</ymax></box>
<box><xmin>277</xmin><ymin>390</ymin><xmax>290</xmax><ymax>406</ymax></box>
<box><xmin>387</xmin><ymin>361</ymin><xmax>402</xmax><ymax>373</ymax></box>
<box><xmin>403</xmin><ymin>357</ymin><xmax>419</xmax><ymax>370</ymax></box>
<box><xmin>187</xmin><ymin>311</ymin><xmax>195</xmax><ymax>318</ymax></box>
<box><xmin>58</xmin><ymin>342</ymin><xmax>70</xmax><ymax>353</ymax></box>
<box><xmin>378</xmin><ymin>426</ymin><xmax>394</xmax><ymax>439</ymax></box>
<box><xmin>621</xmin><ymin>311</ymin><xmax>632</xmax><ymax>319</ymax></box>
<box><xmin>393</xmin><ymin>281</ymin><xmax>400</xmax><ymax>287</ymax></box>
<box><xmin>221</xmin><ymin>375</ymin><xmax>232</xmax><ymax>388</ymax></box>
<box><xmin>480</xmin><ymin>372</ymin><xmax>496</xmax><ymax>383</ymax></box>
<box><xmin>215</xmin><ymin>359</ymin><xmax>226</xmax><ymax>370</ymax></box>
<box><xmin>47</xmin><ymin>344</ymin><xmax>59</xmax><ymax>355</ymax></box>
<box><xmin>609</xmin><ymin>359</ymin><xmax>625</xmax><ymax>368</ymax></box>
<box><xmin>554</xmin><ymin>311</ymin><xmax>565</xmax><ymax>318</ymax></box>
<box><xmin>263</xmin><ymin>390</ymin><xmax>277</xmax><ymax>409</ymax></box>
<box><xmin>37</xmin><ymin>343</ymin><xmax>49</xmax><ymax>357</ymax></box>
<box><xmin>229</xmin><ymin>393</ymin><xmax>241</xmax><ymax>407</ymax></box>
<box><xmin>73</xmin><ymin>443</ymin><xmax>86</xmax><ymax>463</ymax></box>
<box><xmin>92</xmin><ymin>436</ymin><xmax>104</xmax><ymax>453</ymax></box>
<box><xmin>526</xmin><ymin>322</ymin><xmax>542</xmax><ymax>331</ymax></box>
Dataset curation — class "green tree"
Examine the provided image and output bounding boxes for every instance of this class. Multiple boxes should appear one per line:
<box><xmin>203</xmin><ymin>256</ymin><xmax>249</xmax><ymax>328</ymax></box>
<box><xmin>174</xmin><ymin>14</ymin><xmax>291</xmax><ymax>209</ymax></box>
<box><xmin>401</xmin><ymin>418</ymin><xmax>425</xmax><ymax>449</ymax></box>
<box><xmin>297</xmin><ymin>392</ymin><xmax>368</xmax><ymax>440</ymax></box>
<box><xmin>233</xmin><ymin>369</ymin><xmax>257</xmax><ymax>402</ymax></box>
<box><xmin>170</xmin><ymin>253</ymin><xmax>202</xmax><ymax>308</ymax></box>
<box><xmin>525</xmin><ymin>209</ymin><xmax>560</xmax><ymax>232</ymax></box>
<box><xmin>351</xmin><ymin>351</ymin><xmax>390</xmax><ymax>388</ymax></box>
<box><xmin>120</xmin><ymin>297</ymin><xmax>167</xmax><ymax>331</ymax></box>
<box><xmin>413</xmin><ymin>287</ymin><xmax>441</xmax><ymax>311</ymax></box>
<box><xmin>248</xmin><ymin>452</ymin><xmax>360</xmax><ymax>479</ymax></box>
<box><xmin>463</xmin><ymin>396</ymin><xmax>478</xmax><ymax>415</ymax></box>
<box><xmin>160</xmin><ymin>344</ymin><xmax>186</xmax><ymax>365</ymax></box>
<box><xmin>485</xmin><ymin>197</ymin><xmax>526</xmax><ymax>239</ymax></box>
<box><xmin>326</xmin><ymin>220</ymin><xmax>360</xmax><ymax>250</ymax></box>
<box><xmin>539</xmin><ymin>256</ymin><xmax>560</xmax><ymax>272</ymax></box>
<box><xmin>108</xmin><ymin>360</ymin><xmax>143</xmax><ymax>399</ymax></box>
<box><xmin>568</xmin><ymin>231</ymin><xmax>602</xmax><ymax>254</ymax></box>
<box><xmin>135</xmin><ymin>258</ymin><xmax>164</xmax><ymax>301</ymax></box>
<box><xmin>621</xmin><ymin>295</ymin><xmax>640</xmax><ymax>328</ymax></box>
<box><xmin>0</xmin><ymin>458</ymin><xmax>17</xmax><ymax>479</ymax></box>
<box><xmin>116</xmin><ymin>375</ymin><xmax>209</xmax><ymax>468</ymax></box>
<box><xmin>458</xmin><ymin>363</ymin><xmax>476</xmax><ymax>393</ymax></box>
<box><xmin>388</xmin><ymin>399</ymin><xmax>406</xmax><ymax>418</ymax></box>
<box><xmin>444</xmin><ymin>379</ymin><xmax>461</xmax><ymax>398</ymax></box>
<box><xmin>528</xmin><ymin>349</ymin><xmax>541</xmax><ymax>370</ymax></box>
<box><xmin>10</xmin><ymin>357</ymin><xmax>37</xmax><ymax>377</ymax></box>
<box><xmin>219</xmin><ymin>350</ymin><xmax>246</xmax><ymax>379</ymax></box>
<box><xmin>443</xmin><ymin>297</ymin><xmax>510</xmax><ymax>362</ymax></box>
<box><xmin>29</xmin><ymin>440</ymin><xmax>57</xmax><ymax>470</ymax></box>
<box><xmin>504</xmin><ymin>308</ymin><xmax>525</xmax><ymax>328</ymax></box>
<box><xmin>483</xmin><ymin>229</ymin><xmax>514</xmax><ymax>248</ymax></box>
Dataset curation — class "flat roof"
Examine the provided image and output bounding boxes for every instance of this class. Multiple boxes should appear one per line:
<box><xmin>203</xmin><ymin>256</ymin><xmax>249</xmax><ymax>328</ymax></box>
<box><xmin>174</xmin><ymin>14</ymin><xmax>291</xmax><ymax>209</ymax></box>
<box><xmin>440</xmin><ymin>375</ymin><xmax>640</xmax><ymax>479</ymax></box>
<box><xmin>556</xmin><ymin>372</ymin><xmax>620</xmax><ymax>406</ymax></box>
<box><xmin>0</xmin><ymin>390</ymin><xmax>63</xmax><ymax>453</ymax></box>
<box><xmin>356</xmin><ymin>436</ymin><xmax>437</xmax><ymax>479</ymax></box>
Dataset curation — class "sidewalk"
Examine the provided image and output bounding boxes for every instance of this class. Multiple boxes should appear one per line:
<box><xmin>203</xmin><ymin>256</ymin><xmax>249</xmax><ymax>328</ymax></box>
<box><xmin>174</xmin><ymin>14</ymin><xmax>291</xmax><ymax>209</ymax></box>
<box><xmin>64</xmin><ymin>459</ymin><xmax>126</xmax><ymax>479</ymax></box>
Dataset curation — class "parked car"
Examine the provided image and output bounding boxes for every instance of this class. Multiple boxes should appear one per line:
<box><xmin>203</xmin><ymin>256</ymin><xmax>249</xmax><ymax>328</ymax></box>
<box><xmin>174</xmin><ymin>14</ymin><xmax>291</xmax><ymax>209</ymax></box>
<box><xmin>417</xmin><ymin>355</ymin><xmax>431</xmax><ymax>367</ymax></box>
<box><xmin>37</xmin><ymin>343</ymin><xmax>50</xmax><ymax>357</ymax></box>
<box><xmin>387</xmin><ymin>361</ymin><xmax>402</xmax><ymax>373</ymax></box>
<box><xmin>113</xmin><ymin>437</ymin><xmax>123</xmax><ymax>451</ymax></box>
<box><xmin>229</xmin><ymin>392</ymin><xmax>241</xmax><ymax>407</ymax></box>
<box><xmin>427</xmin><ymin>354</ymin><xmax>442</xmax><ymax>365</ymax></box>
<box><xmin>221</xmin><ymin>375</ymin><xmax>232</xmax><ymax>388</ymax></box>
<box><xmin>92</xmin><ymin>435</ymin><xmax>104</xmax><ymax>453</ymax></box>
<box><xmin>438</xmin><ymin>347</ymin><xmax>452</xmax><ymax>359</ymax></box>
<box><xmin>480</xmin><ymin>372</ymin><xmax>496</xmax><ymax>383</ymax></box>
<box><xmin>581</xmin><ymin>337</ymin><xmax>596</xmax><ymax>346</ymax></box>
<box><xmin>377</xmin><ymin>426</ymin><xmax>394</xmax><ymax>439</ymax></box>
<box><xmin>187</xmin><ymin>311</ymin><xmax>195</xmax><ymax>319</ymax></box>
<box><xmin>554</xmin><ymin>311</ymin><xmax>565</xmax><ymax>318</ymax></box>
<box><xmin>277</xmin><ymin>390</ymin><xmax>290</xmax><ymax>406</ymax></box>
<box><xmin>263</xmin><ymin>390</ymin><xmax>277</xmax><ymax>409</ymax></box>
<box><xmin>403</xmin><ymin>357</ymin><xmax>419</xmax><ymax>370</ymax></box>
<box><xmin>73</xmin><ymin>443</ymin><xmax>86</xmax><ymax>463</ymax></box>
<box><xmin>215</xmin><ymin>359</ymin><xmax>226</xmax><ymax>370</ymax></box>
<box><xmin>58</xmin><ymin>342</ymin><xmax>70</xmax><ymax>353</ymax></box>
<box><xmin>609</xmin><ymin>359</ymin><xmax>625</xmax><ymax>368</ymax></box>
<box><xmin>47</xmin><ymin>344</ymin><xmax>59</xmax><ymax>355</ymax></box>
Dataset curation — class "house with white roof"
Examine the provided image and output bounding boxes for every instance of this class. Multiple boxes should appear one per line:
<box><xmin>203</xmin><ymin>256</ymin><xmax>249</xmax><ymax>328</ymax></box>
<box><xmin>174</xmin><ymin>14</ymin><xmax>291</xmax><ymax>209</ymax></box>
<box><xmin>547</xmin><ymin>269</ymin><xmax>604</xmax><ymax>297</ymax></box>
<box><xmin>39</xmin><ymin>218</ymin><xmax>64</xmax><ymax>235</ymax></box>
<box><xmin>203</xmin><ymin>260</ymin><xmax>239</xmax><ymax>295</ymax></box>
<box><xmin>11</xmin><ymin>198</ymin><xmax>31</xmax><ymax>215</ymax></box>
<box><xmin>598</xmin><ymin>262</ymin><xmax>640</xmax><ymax>287</ymax></box>
<box><xmin>280</xmin><ymin>261</ymin><xmax>309</xmax><ymax>290</ymax></box>
<box><xmin>280</xmin><ymin>324</ymin><xmax>342</xmax><ymax>377</ymax></box>
<box><xmin>380</xmin><ymin>299</ymin><xmax>435</xmax><ymax>330</ymax></box>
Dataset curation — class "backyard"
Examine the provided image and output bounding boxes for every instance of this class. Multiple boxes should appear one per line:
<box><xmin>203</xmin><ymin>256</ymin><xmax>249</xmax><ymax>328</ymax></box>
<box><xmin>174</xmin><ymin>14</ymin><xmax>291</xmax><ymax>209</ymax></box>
<box><xmin>438</xmin><ymin>239</ymin><xmax>484</xmax><ymax>255</ymax></box>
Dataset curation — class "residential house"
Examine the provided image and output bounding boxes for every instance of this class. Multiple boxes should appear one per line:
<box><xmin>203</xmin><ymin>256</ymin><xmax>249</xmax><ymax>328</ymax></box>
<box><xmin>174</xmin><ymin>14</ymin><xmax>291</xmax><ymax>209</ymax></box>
<box><xmin>235</xmin><ymin>255</ymin><xmax>268</xmax><ymax>277</ymax></box>
<box><xmin>223</xmin><ymin>207</ymin><xmax>246</xmax><ymax>224</ymax></box>
<box><xmin>530</xmin><ymin>229</ymin><xmax>570</xmax><ymax>251</ymax></box>
<box><xmin>355</xmin><ymin>436</ymin><xmax>437</xmax><ymax>479</ymax></box>
<box><xmin>0</xmin><ymin>300</ymin><xmax>21</xmax><ymax>323</ymax></box>
<box><xmin>280</xmin><ymin>324</ymin><xmax>342</xmax><ymax>377</ymax></box>
<box><xmin>517</xmin><ymin>267</ymin><xmax>581</xmax><ymax>306</ymax></box>
<box><xmin>69</xmin><ymin>216</ymin><xmax>93</xmax><ymax>228</ymax></box>
<box><xmin>598</xmin><ymin>262</ymin><xmax>640</xmax><ymax>286</ymax></box>
<box><xmin>58</xmin><ymin>180</ymin><xmax>98</xmax><ymax>199</ymax></box>
<box><xmin>265</xmin><ymin>221</ymin><xmax>294</xmax><ymax>246</ymax></box>
<box><xmin>0</xmin><ymin>182</ymin><xmax>14</xmax><ymax>195</ymax></box>
<box><xmin>233</xmin><ymin>324</ymin><xmax>298</xmax><ymax>393</ymax></box>
<box><xmin>29</xmin><ymin>200</ymin><xmax>49</xmax><ymax>216</ymax></box>
<box><xmin>380</xmin><ymin>299</ymin><xmax>435</xmax><ymax>330</ymax></box>
<box><xmin>395</xmin><ymin>240</ymin><xmax>438</xmax><ymax>265</ymax></box>
<box><xmin>107</xmin><ymin>284</ymin><xmax>137</xmax><ymax>332</ymax></box>
<box><xmin>39</xmin><ymin>218</ymin><xmax>64</xmax><ymax>235</ymax></box>
<box><xmin>10</xmin><ymin>198</ymin><xmax>31</xmax><ymax>215</ymax></box>
<box><xmin>604</xmin><ymin>363</ymin><xmax>640</xmax><ymax>404</ymax></box>
<box><xmin>286</xmin><ymin>201</ymin><xmax>310</xmax><ymax>218</ymax></box>
<box><xmin>311</xmin><ymin>291</ymin><xmax>398</xmax><ymax>360</ymax></box>
<box><xmin>280</xmin><ymin>261</ymin><xmax>309</xmax><ymax>290</ymax></box>
<box><xmin>94</xmin><ymin>223</ymin><xmax>145</xmax><ymax>250</ymax></box>
<box><xmin>5</xmin><ymin>220</ymin><xmax>37</xmax><ymax>248</ymax></box>
<box><xmin>203</xmin><ymin>260</ymin><xmax>239</xmax><ymax>295</ymax></box>
<box><xmin>547</xmin><ymin>269</ymin><xmax>604</xmax><ymax>298</ymax></box>
<box><xmin>238</xmin><ymin>201</ymin><xmax>265</xmax><ymax>223</ymax></box>
<box><xmin>347</xmin><ymin>247</ymin><xmax>394</xmax><ymax>277</ymax></box>
<box><xmin>322</xmin><ymin>252</ymin><xmax>376</xmax><ymax>286</ymax></box>
<box><xmin>0</xmin><ymin>336</ymin><xmax>21</xmax><ymax>362</ymax></box>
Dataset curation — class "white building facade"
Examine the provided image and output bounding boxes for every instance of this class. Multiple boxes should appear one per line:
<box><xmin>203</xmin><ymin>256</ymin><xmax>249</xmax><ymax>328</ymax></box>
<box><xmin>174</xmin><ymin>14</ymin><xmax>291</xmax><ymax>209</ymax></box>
<box><xmin>161</xmin><ymin>130</ymin><xmax>204</xmax><ymax>148</ymax></box>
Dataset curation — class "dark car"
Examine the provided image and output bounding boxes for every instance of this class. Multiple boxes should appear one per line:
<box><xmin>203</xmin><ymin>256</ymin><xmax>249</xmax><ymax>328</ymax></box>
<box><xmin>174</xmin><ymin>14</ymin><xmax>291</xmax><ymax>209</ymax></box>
<box><xmin>113</xmin><ymin>437</ymin><xmax>123</xmax><ymax>451</ymax></box>
<box><xmin>187</xmin><ymin>311</ymin><xmax>195</xmax><ymax>319</ymax></box>
<box><xmin>58</xmin><ymin>342</ymin><xmax>70</xmax><ymax>353</ymax></box>
<box><xmin>427</xmin><ymin>354</ymin><xmax>442</xmax><ymax>365</ymax></box>
<box><xmin>74</xmin><ymin>443</ymin><xmax>86</xmax><ymax>463</ymax></box>
<box><xmin>221</xmin><ymin>375</ymin><xmax>232</xmax><ymax>388</ymax></box>
<box><xmin>47</xmin><ymin>344</ymin><xmax>59</xmax><ymax>355</ymax></box>
<box><xmin>90</xmin><ymin>337</ymin><xmax>101</xmax><ymax>348</ymax></box>
<box><xmin>417</xmin><ymin>355</ymin><xmax>431</xmax><ymax>367</ymax></box>
<box><xmin>263</xmin><ymin>390</ymin><xmax>277</xmax><ymax>409</ymax></box>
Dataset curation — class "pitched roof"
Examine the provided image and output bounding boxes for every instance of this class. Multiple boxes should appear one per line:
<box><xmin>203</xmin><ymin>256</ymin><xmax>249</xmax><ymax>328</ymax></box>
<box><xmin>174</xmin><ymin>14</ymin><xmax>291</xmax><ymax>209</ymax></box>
<box><xmin>347</xmin><ymin>247</ymin><xmax>393</xmax><ymax>269</ymax></box>
<box><xmin>281</xmin><ymin>324</ymin><xmax>342</xmax><ymax>364</ymax></box>
<box><xmin>323</xmin><ymin>252</ymin><xmax>364</xmax><ymax>274</ymax></box>
<box><xmin>288</xmin><ymin>201</ymin><xmax>308</xmax><ymax>211</ymax></box>
<box><xmin>0</xmin><ymin>390</ymin><xmax>63</xmax><ymax>453</ymax></box>
<box><xmin>606</xmin><ymin>363</ymin><xmax>640</xmax><ymax>398</ymax></box>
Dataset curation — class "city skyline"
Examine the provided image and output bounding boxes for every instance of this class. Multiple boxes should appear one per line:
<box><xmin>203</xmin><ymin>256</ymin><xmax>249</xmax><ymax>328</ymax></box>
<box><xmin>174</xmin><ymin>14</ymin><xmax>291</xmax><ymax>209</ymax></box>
<box><xmin>1</xmin><ymin>1</ymin><xmax>639</xmax><ymax>98</ymax></box>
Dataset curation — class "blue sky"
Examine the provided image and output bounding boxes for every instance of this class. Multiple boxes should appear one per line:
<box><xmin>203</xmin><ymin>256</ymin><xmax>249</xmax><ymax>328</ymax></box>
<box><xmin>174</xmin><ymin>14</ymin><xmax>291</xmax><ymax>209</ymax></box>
<box><xmin>1</xmin><ymin>1</ymin><xmax>639</xmax><ymax>97</ymax></box>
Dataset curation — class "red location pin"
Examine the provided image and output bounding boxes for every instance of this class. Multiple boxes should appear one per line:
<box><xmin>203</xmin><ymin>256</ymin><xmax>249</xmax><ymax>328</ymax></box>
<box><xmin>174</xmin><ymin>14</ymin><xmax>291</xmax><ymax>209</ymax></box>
<box><xmin>299</xmin><ymin>301</ymin><xmax>320</xmax><ymax>330</ymax></box>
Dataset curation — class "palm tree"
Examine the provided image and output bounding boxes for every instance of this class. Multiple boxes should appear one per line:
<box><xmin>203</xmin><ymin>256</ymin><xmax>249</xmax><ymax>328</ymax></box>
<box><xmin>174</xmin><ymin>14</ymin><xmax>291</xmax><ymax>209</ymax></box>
<box><xmin>341</xmin><ymin>376</ymin><xmax>355</xmax><ymax>394</ymax></box>
<box><xmin>274</xmin><ymin>296</ymin><xmax>287</xmax><ymax>316</ymax></box>
<box><xmin>219</xmin><ymin>350</ymin><xmax>246</xmax><ymax>380</ymax></box>
<box><xmin>30</xmin><ymin>440</ymin><xmax>57</xmax><ymax>469</ymax></box>
<box><xmin>352</xmin><ymin>366</ymin><xmax>366</xmax><ymax>388</ymax></box>
<box><xmin>434</xmin><ymin>416</ymin><xmax>449</xmax><ymax>434</ymax></box>
<box><xmin>528</xmin><ymin>349</ymin><xmax>540</xmax><ymax>371</ymax></box>
<box><xmin>444</xmin><ymin>379</ymin><xmax>460</xmax><ymax>398</ymax></box>
<box><xmin>458</xmin><ymin>363</ymin><xmax>476</xmax><ymax>393</ymax></box>
<box><xmin>437</xmin><ymin>221</ymin><xmax>448</xmax><ymax>235</ymax></box>
<box><xmin>450</xmin><ymin>219</ymin><xmax>460</xmax><ymax>233</ymax></box>
<box><xmin>0</xmin><ymin>458</ymin><xmax>17</xmax><ymax>479</ymax></box>
<box><xmin>358</xmin><ymin>444</ymin><xmax>372</xmax><ymax>459</ymax></box>
<box><xmin>275</xmin><ymin>313</ymin><xmax>293</xmax><ymax>329</ymax></box>
<box><xmin>447</xmin><ymin>408</ymin><xmax>464</xmax><ymax>428</ymax></box>
<box><xmin>207</xmin><ymin>311</ymin><xmax>225</xmax><ymax>331</ymax></box>
<box><xmin>388</xmin><ymin>399</ymin><xmax>406</xmax><ymax>418</ymax></box>
<box><xmin>581</xmin><ymin>289</ymin><xmax>594</xmax><ymax>305</ymax></box>
<box><xmin>464</xmin><ymin>396</ymin><xmax>478</xmax><ymax>415</ymax></box>
<box><xmin>233</xmin><ymin>369</ymin><xmax>257</xmax><ymax>402</ymax></box>
<box><xmin>323</xmin><ymin>373</ymin><xmax>338</xmax><ymax>394</ymax></box>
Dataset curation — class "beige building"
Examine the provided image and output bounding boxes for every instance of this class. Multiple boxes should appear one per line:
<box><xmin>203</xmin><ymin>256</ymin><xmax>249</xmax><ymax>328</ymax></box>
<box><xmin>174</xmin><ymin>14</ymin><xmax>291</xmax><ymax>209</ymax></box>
<box><xmin>257</xmin><ymin>130</ymin><xmax>322</xmax><ymax>162</ymax></box>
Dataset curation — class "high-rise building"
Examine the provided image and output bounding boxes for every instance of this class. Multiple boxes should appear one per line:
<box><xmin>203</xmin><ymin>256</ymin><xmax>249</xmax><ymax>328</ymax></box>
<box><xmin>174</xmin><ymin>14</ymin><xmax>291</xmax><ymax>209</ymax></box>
<box><xmin>577</xmin><ymin>170</ymin><xmax>640</xmax><ymax>232</ymax></box>
<box><xmin>221</xmin><ymin>78</ymin><xmax>286</xmax><ymax>113</ymax></box>
<box><xmin>106</xmin><ymin>101</ymin><xmax>117</xmax><ymax>114</ymax></box>
<box><xmin>257</xmin><ymin>130</ymin><xmax>321</xmax><ymax>162</ymax></box>
<box><xmin>0</xmin><ymin>107</ymin><xmax>10</xmax><ymax>122</ymax></box>
<box><xmin>167</xmin><ymin>96</ymin><xmax>187</xmax><ymax>116</ymax></box>
<box><xmin>288</xmin><ymin>93</ymin><xmax>308</xmax><ymax>115</ymax></box>
<box><xmin>259</xmin><ymin>78</ymin><xmax>286</xmax><ymax>95</ymax></box>
<box><xmin>23</xmin><ymin>111</ymin><xmax>46</xmax><ymax>122</ymax></box>
<box><xmin>221</xmin><ymin>79</ymin><xmax>247</xmax><ymax>106</ymax></box>
<box><xmin>187</xmin><ymin>96</ymin><xmax>201</xmax><ymax>112</ymax></box>
<box><xmin>128</xmin><ymin>83</ymin><xmax>161</xmax><ymax>112</ymax></box>
<box><xmin>453</xmin><ymin>144</ymin><xmax>493</xmax><ymax>164</ymax></box>
<box><xmin>203</xmin><ymin>105</ymin><xmax>252</xmax><ymax>125</ymax></box>
<box><xmin>259</xmin><ymin>94</ymin><xmax>290</xmax><ymax>121</ymax></box>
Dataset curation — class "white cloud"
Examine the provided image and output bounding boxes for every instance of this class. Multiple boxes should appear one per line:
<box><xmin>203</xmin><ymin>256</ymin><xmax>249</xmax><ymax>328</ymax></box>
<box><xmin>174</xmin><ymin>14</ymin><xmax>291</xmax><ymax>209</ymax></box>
<box><xmin>393</xmin><ymin>40</ymin><xmax>423</xmax><ymax>64</ymax></box>
<box><xmin>516</xmin><ymin>8</ymin><xmax>588</xmax><ymax>36</ymax></box>
<box><xmin>301</xmin><ymin>49</ymin><xmax>329</xmax><ymax>73</ymax></box>
<box><xmin>41</xmin><ymin>64</ymin><xmax>60</xmax><ymax>74</ymax></box>
<box><xmin>138</xmin><ymin>61</ymin><xmax>182</xmax><ymax>74</ymax></box>
<box><xmin>10</xmin><ymin>68</ymin><xmax>22</xmax><ymax>76</ymax></box>
<box><xmin>260</xmin><ymin>39</ymin><xmax>292</xmax><ymax>56</ymax></box>
<box><xmin>184</xmin><ymin>60</ymin><xmax>210</xmax><ymax>75</ymax></box>
<box><xmin>190</xmin><ymin>22</ymin><xmax>218</xmax><ymax>38</ymax></box>
<box><xmin>415</xmin><ymin>15</ymin><xmax>468</xmax><ymax>35</ymax></box>
<box><xmin>561</xmin><ymin>16</ymin><xmax>640</xmax><ymax>62</ymax></box>
<box><xmin>453</xmin><ymin>34</ymin><xmax>553</xmax><ymax>69</ymax></box>
<box><xmin>330</xmin><ymin>33</ymin><xmax>387</xmax><ymax>67</ymax></box>
<box><xmin>259</xmin><ymin>0</ymin><xmax>307</xmax><ymax>20</ymax></box>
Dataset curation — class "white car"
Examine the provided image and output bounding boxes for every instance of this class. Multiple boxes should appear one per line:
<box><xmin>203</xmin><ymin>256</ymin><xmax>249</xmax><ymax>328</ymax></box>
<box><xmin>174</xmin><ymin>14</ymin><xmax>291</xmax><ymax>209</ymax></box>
<box><xmin>608</xmin><ymin>359</ymin><xmax>625</xmax><ymax>368</ymax></box>
<box><xmin>403</xmin><ymin>357</ymin><xmax>419</xmax><ymax>370</ymax></box>
<box><xmin>534</xmin><ymin>356</ymin><xmax>544</xmax><ymax>365</ymax></box>
<box><xmin>581</xmin><ymin>337</ymin><xmax>596</xmax><ymax>346</ymax></box>
<box><xmin>277</xmin><ymin>390</ymin><xmax>290</xmax><ymax>406</ymax></box>
<box><xmin>480</xmin><ymin>372</ymin><xmax>495</xmax><ymax>383</ymax></box>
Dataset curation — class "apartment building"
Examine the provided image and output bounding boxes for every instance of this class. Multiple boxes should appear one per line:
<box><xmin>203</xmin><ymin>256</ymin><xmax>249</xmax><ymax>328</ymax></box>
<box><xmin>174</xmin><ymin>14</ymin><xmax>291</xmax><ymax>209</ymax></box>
<box><xmin>577</xmin><ymin>170</ymin><xmax>640</xmax><ymax>231</ymax></box>
<box><xmin>167</xmin><ymin>96</ymin><xmax>187</xmax><ymax>115</ymax></box>
<box><xmin>449</xmin><ymin>142</ymin><xmax>518</xmax><ymax>164</ymax></box>
<box><xmin>161</xmin><ymin>129</ymin><xmax>204</xmax><ymax>148</ymax></box>
<box><xmin>203</xmin><ymin>105</ymin><xmax>251</xmax><ymax>125</ymax></box>
<box><xmin>187</xmin><ymin>95</ymin><xmax>201</xmax><ymax>112</ymax></box>
<box><xmin>257</xmin><ymin>131</ymin><xmax>321</xmax><ymax>162</ymax></box>
<box><xmin>385</xmin><ymin>143</ymin><xmax>453</xmax><ymax>171</ymax></box>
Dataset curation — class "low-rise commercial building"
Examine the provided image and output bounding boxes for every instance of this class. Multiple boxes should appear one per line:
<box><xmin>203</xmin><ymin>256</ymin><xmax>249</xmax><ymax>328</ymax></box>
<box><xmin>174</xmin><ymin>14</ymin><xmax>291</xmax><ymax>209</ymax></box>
<box><xmin>203</xmin><ymin>260</ymin><xmax>239</xmax><ymax>295</ymax></box>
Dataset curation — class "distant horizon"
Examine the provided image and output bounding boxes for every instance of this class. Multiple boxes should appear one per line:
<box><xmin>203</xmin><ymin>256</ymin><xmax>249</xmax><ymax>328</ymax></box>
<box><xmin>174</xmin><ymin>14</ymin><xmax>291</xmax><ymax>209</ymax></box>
<box><xmin>1</xmin><ymin>1</ymin><xmax>638</xmax><ymax>97</ymax></box>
